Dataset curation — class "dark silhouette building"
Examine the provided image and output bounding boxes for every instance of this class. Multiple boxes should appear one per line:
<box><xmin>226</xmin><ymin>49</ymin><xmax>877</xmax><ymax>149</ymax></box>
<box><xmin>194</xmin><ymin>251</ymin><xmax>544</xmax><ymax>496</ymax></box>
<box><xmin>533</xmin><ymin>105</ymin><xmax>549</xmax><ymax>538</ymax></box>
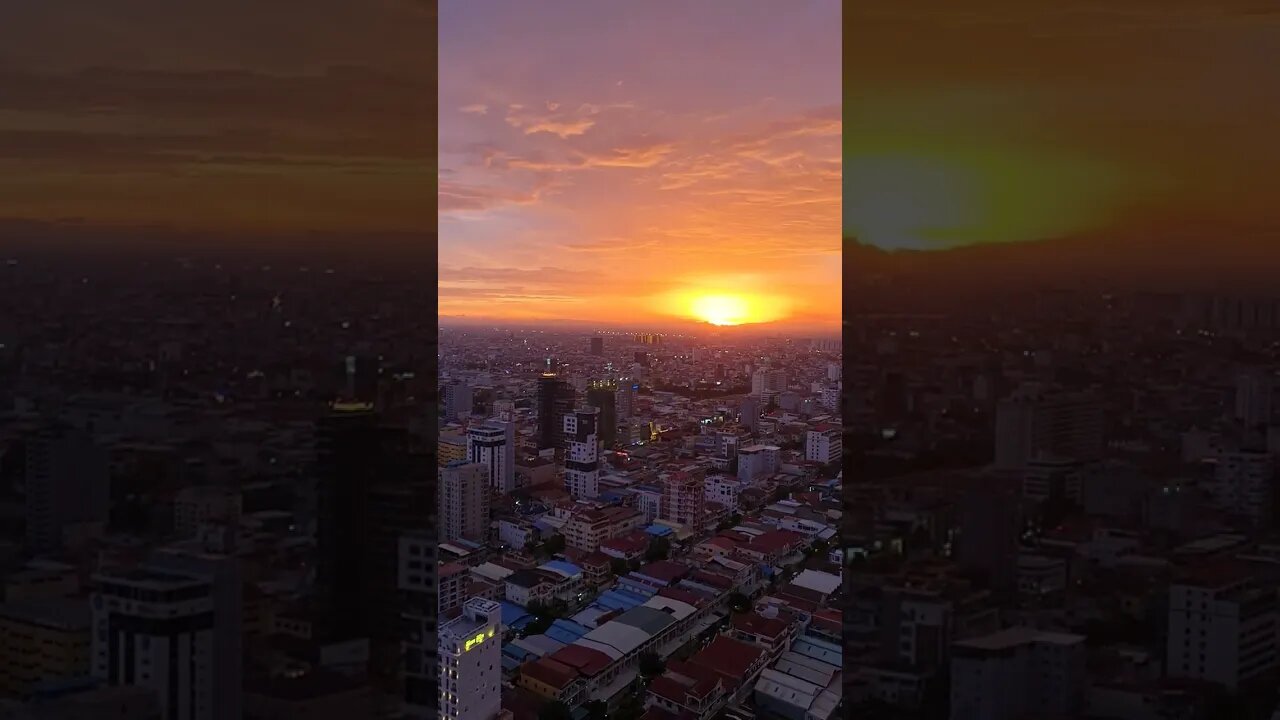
<box><xmin>536</xmin><ymin>374</ymin><xmax>575</xmax><ymax>450</ymax></box>
<box><xmin>586</xmin><ymin>384</ymin><xmax>617</xmax><ymax>449</ymax></box>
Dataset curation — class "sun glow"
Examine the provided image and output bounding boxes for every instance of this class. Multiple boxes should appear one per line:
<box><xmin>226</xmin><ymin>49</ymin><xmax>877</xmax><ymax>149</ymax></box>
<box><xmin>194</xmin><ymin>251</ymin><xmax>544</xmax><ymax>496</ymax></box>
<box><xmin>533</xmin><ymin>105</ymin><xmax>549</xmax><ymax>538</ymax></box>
<box><xmin>660</xmin><ymin>288</ymin><xmax>792</xmax><ymax>327</ymax></box>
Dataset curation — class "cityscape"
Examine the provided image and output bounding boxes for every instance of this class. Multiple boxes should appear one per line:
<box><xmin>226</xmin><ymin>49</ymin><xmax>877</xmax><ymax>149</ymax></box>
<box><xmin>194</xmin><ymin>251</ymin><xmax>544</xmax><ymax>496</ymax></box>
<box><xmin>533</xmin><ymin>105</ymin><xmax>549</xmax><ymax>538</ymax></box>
<box><xmin>0</xmin><ymin>1</ymin><xmax>1276</xmax><ymax>720</ymax></box>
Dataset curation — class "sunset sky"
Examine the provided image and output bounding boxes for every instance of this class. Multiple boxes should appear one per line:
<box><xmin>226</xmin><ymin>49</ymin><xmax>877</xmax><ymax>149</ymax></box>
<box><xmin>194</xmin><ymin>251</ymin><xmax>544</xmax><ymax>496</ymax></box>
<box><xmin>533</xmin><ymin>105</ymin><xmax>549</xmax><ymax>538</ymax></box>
<box><xmin>439</xmin><ymin>0</ymin><xmax>841</xmax><ymax>330</ymax></box>
<box><xmin>0</xmin><ymin>0</ymin><xmax>432</xmax><ymax>244</ymax></box>
<box><xmin>846</xmin><ymin>0</ymin><xmax>1280</xmax><ymax>251</ymax></box>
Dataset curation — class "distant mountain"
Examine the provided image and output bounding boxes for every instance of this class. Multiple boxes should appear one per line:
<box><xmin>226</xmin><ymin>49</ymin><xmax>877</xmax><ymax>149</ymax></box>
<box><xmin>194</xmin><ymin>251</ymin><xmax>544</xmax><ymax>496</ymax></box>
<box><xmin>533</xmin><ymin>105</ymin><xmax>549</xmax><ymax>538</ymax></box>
<box><xmin>846</xmin><ymin>222</ymin><xmax>1280</xmax><ymax>299</ymax></box>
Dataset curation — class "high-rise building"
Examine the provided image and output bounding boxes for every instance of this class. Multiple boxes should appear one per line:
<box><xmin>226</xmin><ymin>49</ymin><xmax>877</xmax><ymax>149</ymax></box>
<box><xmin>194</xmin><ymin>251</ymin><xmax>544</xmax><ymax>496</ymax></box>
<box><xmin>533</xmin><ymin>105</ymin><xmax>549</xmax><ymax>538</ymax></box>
<box><xmin>615</xmin><ymin>380</ymin><xmax>637</xmax><ymax>421</ymax></box>
<box><xmin>661</xmin><ymin>468</ymin><xmax>706</xmax><ymax>529</ymax></box>
<box><xmin>957</xmin><ymin>483</ymin><xmax>1020</xmax><ymax>594</ymax></box>
<box><xmin>1212</xmin><ymin>449</ymin><xmax>1274</xmax><ymax>525</ymax></box>
<box><xmin>586</xmin><ymin>383</ymin><xmax>618</xmax><ymax>449</ymax></box>
<box><xmin>1236</xmin><ymin>369</ymin><xmax>1274</xmax><ymax>428</ymax></box>
<box><xmin>439</xmin><ymin>598</ymin><xmax>503</xmax><ymax>720</ymax></box>
<box><xmin>442</xmin><ymin>380</ymin><xmax>473</xmax><ymax>421</ymax></box>
<box><xmin>535</xmin><ymin>374</ymin><xmax>575</xmax><ymax>450</ymax></box>
<box><xmin>438</xmin><ymin>431</ymin><xmax>468</xmax><ymax>466</ymax></box>
<box><xmin>950</xmin><ymin>628</ymin><xmax>1086</xmax><ymax>720</ymax></box>
<box><xmin>149</xmin><ymin>539</ymin><xmax>244</xmax><ymax>720</ymax></box>
<box><xmin>400</xmin><ymin>530</ymin><xmax>434</xmax><ymax>719</ymax></box>
<box><xmin>440</xmin><ymin>462</ymin><xmax>490</xmax><ymax>542</ymax></box>
<box><xmin>751</xmin><ymin>368</ymin><xmax>786</xmax><ymax>402</ymax></box>
<box><xmin>315</xmin><ymin>405</ymin><xmax>412</xmax><ymax>641</ymax></box>
<box><xmin>1167</xmin><ymin>563</ymin><xmax>1277</xmax><ymax>690</ymax></box>
<box><xmin>564</xmin><ymin>409</ymin><xmax>601</xmax><ymax>499</ymax></box>
<box><xmin>91</xmin><ymin>567</ymin><xmax>222</xmax><ymax>720</ymax></box>
<box><xmin>467</xmin><ymin>422</ymin><xmax>515</xmax><ymax>493</ymax></box>
<box><xmin>340</xmin><ymin>354</ymin><xmax>380</xmax><ymax>404</ymax></box>
<box><xmin>589</xmin><ymin>337</ymin><xmax>604</xmax><ymax>356</ymax></box>
<box><xmin>994</xmin><ymin>386</ymin><xmax>1104</xmax><ymax>470</ymax></box>
<box><xmin>24</xmin><ymin>424</ymin><xmax>109</xmax><ymax>556</ymax></box>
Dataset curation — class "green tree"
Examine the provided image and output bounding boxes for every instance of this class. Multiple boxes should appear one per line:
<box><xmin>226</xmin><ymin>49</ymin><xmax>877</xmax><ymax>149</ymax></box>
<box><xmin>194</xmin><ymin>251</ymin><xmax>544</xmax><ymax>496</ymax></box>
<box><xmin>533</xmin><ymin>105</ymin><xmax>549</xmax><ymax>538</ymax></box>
<box><xmin>585</xmin><ymin>700</ymin><xmax>609</xmax><ymax>720</ymax></box>
<box><xmin>639</xmin><ymin>651</ymin><xmax>666</xmax><ymax>678</ymax></box>
<box><xmin>539</xmin><ymin>701</ymin><xmax>573</xmax><ymax>720</ymax></box>
<box><xmin>610</xmin><ymin>557</ymin><xmax>629</xmax><ymax>576</ymax></box>
<box><xmin>544</xmin><ymin>534</ymin><xmax>566</xmax><ymax>556</ymax></box>
<box><xmin>645</xmin><ymin>536</ymin><xmax>670</xmax><ymax>562</ymax></box>
<box><xmin>728</xmin><ymin>592</ymin><xmax>750</xmax><ymax>613</ymax></box>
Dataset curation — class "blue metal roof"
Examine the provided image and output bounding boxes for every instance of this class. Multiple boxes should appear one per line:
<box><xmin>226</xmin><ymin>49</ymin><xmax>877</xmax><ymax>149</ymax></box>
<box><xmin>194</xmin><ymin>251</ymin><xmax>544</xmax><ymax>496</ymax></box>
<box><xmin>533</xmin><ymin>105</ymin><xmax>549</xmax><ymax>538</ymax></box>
<box><xmin>645</xmin><ymin>524</ymin><xmax>674</xmax><ymax>536</ymax></box>
<box><xmin>544</xmin><ymin>619</ymin><xmax>589</xmax><ymax>644</ymax></box>
<box><xmin>500</xmin><ymin>601</ymin><xmax>533</xmax><ymax>628</ymax></box>
<box><xmin>541</xmin><ymin>560</ymin><xmax>583</xmax><ymax>577</ymax></box>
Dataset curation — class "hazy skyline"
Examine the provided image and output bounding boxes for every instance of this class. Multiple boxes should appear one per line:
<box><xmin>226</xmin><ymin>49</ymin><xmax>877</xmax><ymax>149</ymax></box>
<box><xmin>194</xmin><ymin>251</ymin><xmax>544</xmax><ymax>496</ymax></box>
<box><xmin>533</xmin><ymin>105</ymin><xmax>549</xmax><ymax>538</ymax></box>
<box><xmin>846</xmin><ymin>0</ymin><xmax>1280</xmax><ymax>252</ymax></box>
<box><xmin>439</xmin><ymin>1</ymin><xmax>841</xmax><ymax>330</ymax></box>
<box><xmin>0</xmin><ymin>0</ymin><xmax>433</xmax><ymax>242</ymax></box>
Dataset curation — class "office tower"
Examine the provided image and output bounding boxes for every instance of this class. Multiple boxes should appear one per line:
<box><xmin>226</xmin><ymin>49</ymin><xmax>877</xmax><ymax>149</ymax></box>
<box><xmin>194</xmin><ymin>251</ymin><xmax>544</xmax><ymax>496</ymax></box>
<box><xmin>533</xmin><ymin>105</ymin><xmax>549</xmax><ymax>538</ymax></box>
<box><xmin>1236</xmin><ymin>369</ymin><xmax>1274</xmax><ymax>427</ymax></box>
<box><xmin>467</xmin><ymin>421</ymin><xmax>515</xmax><ymax>493</ymax></box>
<box><xmin>589</xmin><ymin>336</ymin><xmax>604</xmax><ymax>356</ymax></box>
<box><xmin>442</xmin><ymin>380</ymin><xmax>473</xmax><ymax>421</ymax></box>
<box><xmin>661</xmin><ymin>468</ymin><xmax>706</xmax><ymax>529</ymax></box>
<box><xmin>993</xmin><ymin>386</ymin><xmax>1104</xmax><ymax>470</ymax></box>
<box><xmin>535</xmin><ymin>374</ymin><xmax>575</xmax><ymax>450</ymax></box>
<box><xmin>805</xmin><ymin>425</ymin><xmax>842</xmax><ymax>465</ymax></box>
<box><xmin>24</xmin><ymin>423</ymin><xmax>109</xmax><ymax>555</ymax></box>
<box><xmin>564</xmin><ymin>408</ymin><xmax>601</xmax><ymax>499</ymax></box>
<box><xmin>615</xmin><ymin>380</ymin><xmax>637</xmax><ymax>421</ymax></box>
<box><xmin>315</xmin><ymin>406</ymin><xmax>412</xmax><ymax>641</ymax></box>
<box><xmin>950</xmin><ymin>628</ymin><xmax>1086</xmax><ymax>720</ymax></box>
<box><xmin>367</xmin><ymin>477</ymin><xmax>431</xmax><ymax>671</ymax></box>
<box><xmin>956</xmin><ymin>484</ymin><xmax>1020</xmax><ymax>594</ymax></box>
<box><xmin>634</xmin><ymin>351</ymin><xmax>649</xmax><ymax>367</ymax></box>
<box><xmin>740</xmin><ymin>396</ymin><xmax>760</xmax><ymax>431</ymax></box>
<box><xmin>587</xmin><ymin>382</ymin><xmax>618</xmax><ymax>448</ymax></box>
<box><xmin>150</xmin><ymin>539</ymin><xmax>244</xmax><ymax>720</ymax></box>
<box><xmin>439</xmin><ymin>598</ymin><xmax>503</xmax><ymax>720</ymax></box>
<box><xmin>440</xmin><ymin>462</ymin><xmax>490</xmax><ymax>542</ymax></box>
<box><xmin>751</xmin><ymin>368</ymin><xmax>786</xmax><ymax>401</ymax></box>
<box><xmin>91</xmin><ymin>567</ymin><xmax>218</xmax><ymax>720</ymax></box>
<box><xmin>879</xmin><ymin>371</ymin><xmax>908</xmax><ymax>423</ymax></box>
<box><xmin>737</xmin><ymin>444</ymin><xmax>780</xmax><ymax>483</ymax></box>
<box><xmin>340</xmin><ymin>354</ymin><xmax>380</xmax><ymax>403</ymax></box>
<box><xmin>1167</xmin><ymin>564</ymin><xmax>1277</xmax><ymax>690</ymax></box>
<box><xmin>0</xmin><ymin>599</ymin><xmax>91</xmax><ymax>697</ymax></box>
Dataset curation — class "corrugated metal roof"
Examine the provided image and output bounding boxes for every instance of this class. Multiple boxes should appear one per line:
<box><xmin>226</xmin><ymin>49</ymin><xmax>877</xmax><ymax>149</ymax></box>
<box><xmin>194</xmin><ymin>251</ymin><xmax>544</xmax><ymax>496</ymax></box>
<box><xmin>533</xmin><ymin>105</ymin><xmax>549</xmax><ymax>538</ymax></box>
<box><xmin>612</xmin><ymin>606</ymin><xmax>676</xmax><ymax>635</ymax></box>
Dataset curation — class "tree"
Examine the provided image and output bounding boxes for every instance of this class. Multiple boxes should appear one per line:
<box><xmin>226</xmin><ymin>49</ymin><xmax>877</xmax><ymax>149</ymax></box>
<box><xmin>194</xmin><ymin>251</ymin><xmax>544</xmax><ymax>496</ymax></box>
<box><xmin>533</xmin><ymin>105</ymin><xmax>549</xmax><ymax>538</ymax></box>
<box><xmin>539</xmin><ymin>701</ymin><xmax>573</xmax><ymax>720</ymax></box>
<box><xmin>728</xmin><ymin>592</ymin><xmax>750</xmax><ymax>613</ymax></box>
<box><xmin>544</xmin><ymin>534</ymin><xmax>566</xmax><ymax>556</ymax></box>
<box><xmin>585</xmin><ymin>700</ymin><xmax>609</xmax><ymax>720</ymax></box>
<box><xmin>716</xmin><ymin>513</ymin><xmax>742</xmax><ymax>532</ymax></box>
<box><xmin>645</xmin><ymin>536</ymin><xmax>670</xmax><ymax>562</ymax></box>
<box><xmin>610</xmin><ymin>557</ymin><xmax>629</xmax><ymax>576</ymax></box>
<box><xmin>639</xmin><ymin>651</ymin><xmax>665</xmax><ymax>678</ymax></box>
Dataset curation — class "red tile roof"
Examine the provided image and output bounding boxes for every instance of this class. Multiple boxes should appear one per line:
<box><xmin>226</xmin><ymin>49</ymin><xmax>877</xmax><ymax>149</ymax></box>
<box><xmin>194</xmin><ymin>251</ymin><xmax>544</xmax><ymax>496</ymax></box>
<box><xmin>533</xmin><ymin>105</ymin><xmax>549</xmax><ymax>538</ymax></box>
<box><xmin>731</xmin><ymin>611</ymin><xmax>790</xmax><ymax>640</ymax></box>
<box><xmin>547</xmin><ymin>644</ymin><xmax>612</xmax><ymax>677</ymax></box>
<box><xmin>638</xmin><ymin>560</ymin><xmax>691</xmax><ymax>584</ymax></box>
<box><xmin>520</xmin><ymin>658</ymin><xmax>577</xmax><ymax>690</ymax></box>
<box><xmin>690</xmin><ymin>635</ymin><xmax>765</xmax><ymax>681</ymax></box>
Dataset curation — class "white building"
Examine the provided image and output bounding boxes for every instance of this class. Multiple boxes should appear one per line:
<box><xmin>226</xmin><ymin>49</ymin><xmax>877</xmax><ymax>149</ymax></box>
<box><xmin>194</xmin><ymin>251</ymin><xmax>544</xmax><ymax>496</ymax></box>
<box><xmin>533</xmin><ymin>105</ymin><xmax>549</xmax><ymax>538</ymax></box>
<box><xmin>564</xmin><ymin>409</ymin><xmax>601</xmax><ymax>499</ymax></box>
<box><xmin>440</xmin><ymin>462</ymin><xmax>490</xmax><ymax>543</ymax></box>
<box><xmin>439</xmin><ymin>598</ymin><xmax>503</xmax><ymax>720</ymax></box>
<box><xmin>738</xmin><ymin>445</ymin><xmax>781</xmax><ymax>483</ymax></box>
<box><xmin>705</xmin><ymin>476</ymin><xmax>741</xmax><ymax>512</ymax></box>
<box><xmin>1167</xmin><ymin>566</ymin><xmax>1276</xmax><ymax>690</ymax></box>
<box><xmin>92</xmin><ymin>568</ymin><xmax>220</xmax><ymax>720</ymax></box>
<box><xmin>751</xmin><ymin>369</ymin><xmax>787</xmax><ymax>402</ymax></box>
<box><xmin>468</xmin><ymin>421</ymin><xmax>516</xmax><ymax>493</ymax></box>
<box><xmin>805</xmin><ymin>426</ymin><xmax>841</xmax><ymax>465</ymax></box>
<box><xmin>950</xmin><ymin>627</ymin><xmax>1085</xmax><ymax>720</ymax></box>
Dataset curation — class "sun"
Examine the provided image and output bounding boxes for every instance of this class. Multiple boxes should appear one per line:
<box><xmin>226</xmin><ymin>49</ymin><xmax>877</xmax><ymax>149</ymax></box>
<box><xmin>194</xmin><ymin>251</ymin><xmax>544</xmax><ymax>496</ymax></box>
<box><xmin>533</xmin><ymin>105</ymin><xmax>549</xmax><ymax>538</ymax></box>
<box><xmin>690</xmin><ymin>294</ymin><xmax>751</xmax><ymax>326</ymax></box>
